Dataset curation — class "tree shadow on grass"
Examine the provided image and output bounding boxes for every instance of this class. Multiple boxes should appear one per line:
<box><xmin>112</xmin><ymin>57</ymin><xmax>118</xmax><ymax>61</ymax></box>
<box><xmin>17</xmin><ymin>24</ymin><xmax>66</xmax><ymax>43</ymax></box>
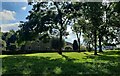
<box><xmin>2</xmin><ymin>55</ymin><xmax>90</xmax><ymax>75</ymax></box>
<box><xmin>2</xmin><ymin>54</ymin><xmax>120</xmax><ymax>75</ymax></box>
<box><xmin>61</xmin><ymin>54</ymin><xmax>79</xmax><ymax>62</ymax></box>
<box><xmin>102</xmin><ymin>50</ymin><xmax>120</xmax><ymax>55</ymax></box>
<box><xmin>85</xmin><ymin>50</ymin><xmax>120</xmax><ymax>62</ymax></box>
<box><xmin>83</xmin><ymin>51</ymin><xmax>120</xmax><ymax>74</ymax></box>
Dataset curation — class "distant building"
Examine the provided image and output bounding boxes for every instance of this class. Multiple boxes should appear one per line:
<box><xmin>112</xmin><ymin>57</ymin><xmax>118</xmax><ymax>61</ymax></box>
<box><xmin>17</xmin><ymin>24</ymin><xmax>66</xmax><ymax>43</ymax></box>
<box><xmin>103</xmin><ymin>44</ymin><xmax>116</xmax><ymax>50</ymax></box>
<box><xmin>66</xmin><ymin>42</ymin><xmax>73</xmax><ymax>47</ymax></box>
<box><xmin>21</xmin><ymin>40</ymin><xmax>51</xmax><ymax>51</ymax></box>
<box><xmin>21</xmin><ymin>40</ymin><xmax>74</xmax><ymax>51</ymax></box>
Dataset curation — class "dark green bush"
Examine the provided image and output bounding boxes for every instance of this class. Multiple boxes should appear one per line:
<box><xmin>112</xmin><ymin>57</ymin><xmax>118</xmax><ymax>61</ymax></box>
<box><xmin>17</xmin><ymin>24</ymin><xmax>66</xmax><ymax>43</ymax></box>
<box><xmin>73</xmin><ymin>40</ymin><xmax>78</xmax><ymax>51</ymax></box>
<box><xmin>8</xmin><ymin>45</ymin><xmax>16</xmax><ymax>51</ymax></box>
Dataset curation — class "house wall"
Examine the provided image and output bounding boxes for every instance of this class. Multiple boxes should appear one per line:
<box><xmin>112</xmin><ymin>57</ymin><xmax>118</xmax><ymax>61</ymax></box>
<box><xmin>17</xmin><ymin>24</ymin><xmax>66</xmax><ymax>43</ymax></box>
<box><xmin>104</xmin><ymin>46</ymin><xmax>115</xmax><ymax>50</ymax></box>
<box><xmin>23</xmin><ymin>41</ymin><xmax>51</xmax><ymax>51</ymax></box>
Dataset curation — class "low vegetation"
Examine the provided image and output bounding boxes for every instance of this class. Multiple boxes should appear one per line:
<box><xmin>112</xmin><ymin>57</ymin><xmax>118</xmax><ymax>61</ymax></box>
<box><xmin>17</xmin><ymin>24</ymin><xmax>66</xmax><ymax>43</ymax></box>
<box><xmin>1</xmin><ymin>50</ymin><xmax>120</xmax><ymax>75</ymax></box>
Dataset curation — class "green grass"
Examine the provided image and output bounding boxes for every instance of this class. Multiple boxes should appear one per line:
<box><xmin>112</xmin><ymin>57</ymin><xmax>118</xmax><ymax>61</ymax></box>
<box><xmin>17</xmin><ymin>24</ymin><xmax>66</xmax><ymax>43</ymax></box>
<box><xmin>0</xmin><ymin>50</ymin><xmax>120</xmax><ymax>75</ymax></box>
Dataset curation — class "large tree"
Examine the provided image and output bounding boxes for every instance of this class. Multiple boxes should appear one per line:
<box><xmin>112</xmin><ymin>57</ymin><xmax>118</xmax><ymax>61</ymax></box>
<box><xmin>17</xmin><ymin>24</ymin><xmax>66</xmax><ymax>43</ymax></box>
<box><xmin>102</xmin><ymin>2</ymin><xmax>120</xmax><ymax>46</ymax></box>
<box><xmin>2</xmin><ymin>30</ymin><xmax>17</xmax><ymax>51</ymax></box>
<box><xmin>18</xmin><ymin>2</ymin><xmax>73</xmax><ymax>54</ymax></box>
<box><xmin>82</xmin><ymin>2</ymin><xmax>104</xmax><ymax>55</ymax></box>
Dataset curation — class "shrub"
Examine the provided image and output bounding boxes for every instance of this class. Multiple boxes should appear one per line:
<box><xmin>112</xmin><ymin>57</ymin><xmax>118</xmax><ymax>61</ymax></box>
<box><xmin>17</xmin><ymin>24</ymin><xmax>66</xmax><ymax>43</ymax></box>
<box><xmin>80</xmin><ymin>45</ymin><xmax>86</xmax><ymax>51</ymax></box>
<box><xmin>73</xmin><ymin>40</ymin><xmax>78</xmax><ymax>51</ymax></box>
<box><xmin>65</xmin><ymin>46</ymin><xmax>73</xmax><ymax>50</ymax></box>
<box><xmin>7</xmin><ymin>44</ymin><xmax>16</xmax><ymax>51</ymax></box>
<box><xmin>114</xmin><ymin>48</ymin><xmax>120</xmax><ymax>50</ymax></box>
<box><xmin>20</xmin><ymin>45</ymin><xmax>25</xmax><ymax>51</ymax></box>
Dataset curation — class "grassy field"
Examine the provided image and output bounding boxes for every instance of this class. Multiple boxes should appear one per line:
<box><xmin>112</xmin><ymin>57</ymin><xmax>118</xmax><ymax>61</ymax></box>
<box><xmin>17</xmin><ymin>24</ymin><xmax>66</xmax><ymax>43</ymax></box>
<box><xmin>0</xmin><ymin>50</ymin><xmax>120</xmax><ymax>75</ymax></box>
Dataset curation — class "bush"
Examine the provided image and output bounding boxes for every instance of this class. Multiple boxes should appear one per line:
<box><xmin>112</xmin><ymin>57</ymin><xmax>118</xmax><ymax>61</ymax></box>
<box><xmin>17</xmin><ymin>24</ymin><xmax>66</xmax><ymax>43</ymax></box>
<box><xmin>73</xmin><ymin>40</ymin><xmax>78</xmax><ymax>51</ymax></box>
<box><xmin>20</xmin><ymin>45</ymin><xmax>25</xmax><ymax>51</ymax></box>
<box><xmin>80</xmin><ymin>45</ymin><xmax>86</xmax><ymax>51</ymax></box>
<box><xmin>7</xmin><ymin>44</ymin><xmax>16</xmax><ymax>51</ymax></box>
<box><xmin>114</xmin><ymin>48</ymin><xmax>120</xmax><ymax>50</ymax></box>
<box><xmin>51</xmin><ymin>38</ymin><xmax>65</xmax><ymax>50</ymax></box>
<box><xmin>65</xmin><ymin>46</ymin><xmax>73</xmax><ymax>50</ymax></box>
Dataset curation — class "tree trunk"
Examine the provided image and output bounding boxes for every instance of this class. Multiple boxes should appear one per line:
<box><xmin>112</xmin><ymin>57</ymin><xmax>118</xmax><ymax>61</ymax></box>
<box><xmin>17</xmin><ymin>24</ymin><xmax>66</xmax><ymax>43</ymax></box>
<box><xmin>88</xmin><ymin>43</ymin><xmax>91</xmax><ymax>52</ymax></box>
<box><xmin>79</xmin><ymin>32</ymin><xmax>81</xmax><ymax>52</ymax></box>
<box><xmin>76</xmin><ymin>32</ymin><xmax>80</xmax><ymax>52</ymax></box>
<box><xmin>98</xmin><ymin>34</ymin><xmax>103</xmax><ymax>52</ymax></box>
<box><xmin>58</xmin><ymin>7</ymin><xmax>63</xmax><ymax>55</ymax></box>
<box><xmin>58</xmin><ymin>30</ymin><xmax>62</xmax><ymax>55</ymax></box>
<box><xmin>78</xmin><ymin>37</ymin><xmax>80</xmax><ymax>52</ymax></box>
<box><xmin>94</xmin><ymin>30</ymin><xmax>97</xmax><ymax>55</ymax></box>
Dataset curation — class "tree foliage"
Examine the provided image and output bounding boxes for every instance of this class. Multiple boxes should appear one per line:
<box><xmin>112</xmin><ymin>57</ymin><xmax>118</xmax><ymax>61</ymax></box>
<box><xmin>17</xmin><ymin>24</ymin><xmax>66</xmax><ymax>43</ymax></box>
<box><xmin>51</xmin><ymin>37</ymin><xmax>65</xmax><ymax>50</ymax></box>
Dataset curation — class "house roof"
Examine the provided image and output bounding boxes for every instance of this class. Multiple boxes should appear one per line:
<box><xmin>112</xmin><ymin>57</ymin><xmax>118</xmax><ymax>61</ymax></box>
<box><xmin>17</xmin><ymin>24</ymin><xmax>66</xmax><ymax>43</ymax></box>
<box><xmin>105</xmin><ymin>43</ymin><xmax>116</xmax><ymax>46</ymax></box>
<box><xmin>66</xmin><ymin>42</ymin><xmax>72</xmax><ymax>46</ymax></box>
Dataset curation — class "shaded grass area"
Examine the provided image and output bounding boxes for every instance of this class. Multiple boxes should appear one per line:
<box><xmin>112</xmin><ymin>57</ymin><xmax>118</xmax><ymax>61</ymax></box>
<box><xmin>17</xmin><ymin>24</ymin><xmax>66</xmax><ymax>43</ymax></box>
<box><xmin>0</xmin><ymin>50</ymin><xmax>120</xmax><ymax>75</ymax></box>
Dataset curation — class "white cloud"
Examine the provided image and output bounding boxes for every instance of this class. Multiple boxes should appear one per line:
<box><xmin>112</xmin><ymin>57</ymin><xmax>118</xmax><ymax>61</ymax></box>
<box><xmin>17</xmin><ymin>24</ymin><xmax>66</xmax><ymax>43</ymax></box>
<box><xmin>66</xmin><ymin>25</ymin><xmax>72</xmax><ymax>34</ymax></box>
<box><xmin>0</xmin><ymin>23</ymin><xmax>20</xmax><ymax>32</ymax></box>
<box><xmin>65</xmin><ymin>25</ymin><xmax>83</xmax><ymax>43</ymax></box>
<box><xmin>0</xmin><ymin>10</ymin><xmax>16</xmax><ymax>21</ymax></box>
<box><xmin>65</xmin><ymin>25</ymin><xmax>76</xmax><ymax>43</ymax></box>
<box><xmin>65</xmin><ymin>34</ymin><xmax>77</xmax><ymax>43</ymax></box>
<box><xmin>21</xmin><ymin>6</ymin><xmax>27</xmax><ymax>10</ymax></box>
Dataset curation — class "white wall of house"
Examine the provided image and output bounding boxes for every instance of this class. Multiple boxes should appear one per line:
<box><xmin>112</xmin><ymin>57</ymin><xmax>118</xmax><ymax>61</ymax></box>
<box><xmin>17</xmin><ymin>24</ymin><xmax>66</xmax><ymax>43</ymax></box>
<box><xmin>24</xmin><ymin>41</ymin><xmax>51</xmax><ymax>50</ymax></box>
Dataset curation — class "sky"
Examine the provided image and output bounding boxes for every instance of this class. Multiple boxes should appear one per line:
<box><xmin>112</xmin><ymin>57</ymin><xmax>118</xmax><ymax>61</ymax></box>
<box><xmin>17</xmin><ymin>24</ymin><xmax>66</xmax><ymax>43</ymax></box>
<box><xmin>0</xmin><ymin>1</ymin><xmax>83</xmax><ymax>43</ymax></box>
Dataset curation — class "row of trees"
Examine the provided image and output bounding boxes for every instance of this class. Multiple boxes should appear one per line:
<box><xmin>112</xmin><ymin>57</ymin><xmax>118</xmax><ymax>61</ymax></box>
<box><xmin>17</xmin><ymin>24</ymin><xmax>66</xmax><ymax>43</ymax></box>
<box><xmin>71</xmin><ymin>2</ymin><xmax>120</xmax><ymax>55</ymax></box>
<box><xmin>18</xmin><ymin>1</ymin><xmax>120</xmax><ymax>55</ymax></box>
<box><xmin>1</xmin><ymin>30</ymin><xmax>17</xmax><ymax>51</ymax></box>
<box><xmin>2</xmin><ymin>1</ymin><xmax>119</xmax><ymax>55</ymax></box>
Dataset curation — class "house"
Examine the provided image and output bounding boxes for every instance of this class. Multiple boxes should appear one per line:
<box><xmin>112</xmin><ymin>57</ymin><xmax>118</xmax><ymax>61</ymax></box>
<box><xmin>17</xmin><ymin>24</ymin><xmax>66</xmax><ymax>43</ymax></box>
<box><xmin>103</xmin><ymin>43</ymin><xmax>116</xmax><ymax>50</ymax></box>
<box><xmin>21</xmin><ymin>40</ymin><xmax>51</xmax><ymax>51</ymax></box>
<box><xmin>66</xmin><ymin>42</ymin><xmax>73</xmax><ymax>47</ymax></box>
<box><xmin>64</xmin><ymin>42</ymin><xmax>73</xmax><ymax>50</ymax></box>
<box><xmin>21</xmin><ymin>40</ymin><xmax>74</xmax><ymax>51</ymax></box>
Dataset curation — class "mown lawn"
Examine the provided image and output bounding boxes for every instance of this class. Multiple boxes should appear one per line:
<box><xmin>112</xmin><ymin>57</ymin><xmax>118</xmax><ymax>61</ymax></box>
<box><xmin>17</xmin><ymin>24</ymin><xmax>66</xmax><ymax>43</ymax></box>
<box><xmin>0</xmin><ymin>50</ymin><xmax>120</xmax><ymax>75</ymax></box>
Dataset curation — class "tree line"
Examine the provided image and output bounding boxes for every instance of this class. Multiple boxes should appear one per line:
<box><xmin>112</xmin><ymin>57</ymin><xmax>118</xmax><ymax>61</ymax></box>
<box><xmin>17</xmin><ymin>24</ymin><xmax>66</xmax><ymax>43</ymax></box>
<box><xmin>1</xmin><ymin>1</ymin><xmax>120</xmax><ymax>55</ymax></box>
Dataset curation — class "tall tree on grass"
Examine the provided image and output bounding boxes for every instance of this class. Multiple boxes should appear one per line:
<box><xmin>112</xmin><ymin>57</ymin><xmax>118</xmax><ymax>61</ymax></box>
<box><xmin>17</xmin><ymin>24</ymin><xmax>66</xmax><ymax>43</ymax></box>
<box><xmin>66</xmin><ymin>2</ymin><xmax>83</xmax><ymax>52</ymax></box>
<box><xmin>82</xmin><ymin>2</ymin><xmax>104</xmax><ymax>55</ymax></box>
<box><xmin>82</xmin><ymin>22</ymin><xmax>95</xmax><ymax>52</ymax></box>
<box><xmin>51</xmin><ymin>2</ymin><xmax>80</xmax><ymax>54</ymax></box>
<box><xmin>102</xmin><ymin>2</ymin><xmax>120</xmax><ymax>46</ymax></box>
<box><xmin>18</xmin><ymin>1</ymin><xmax>73</xmax><ymax>54</ymax></box>
<box><xmin>72</xmin><ymin>18</ymin><xmax>87</xmax><ymax>52</ymax></box>
<box><xmin>107</xmin><ymin>2</ymin><xmax>120</xmax><ymax>44</ymax></box>
<box><xmin>2</xmin><ymin>30</ymin><xmax>17</xmax><ymax>51</ymax></box>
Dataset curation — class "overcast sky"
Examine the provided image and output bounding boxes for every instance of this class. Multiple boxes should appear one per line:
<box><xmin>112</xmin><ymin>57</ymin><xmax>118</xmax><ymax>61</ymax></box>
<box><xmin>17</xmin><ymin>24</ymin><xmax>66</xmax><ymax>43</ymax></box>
<box><xmin>0</xmin><ymin>1</ymin><xmax>83</xmax><ymax>43</ymax></box>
